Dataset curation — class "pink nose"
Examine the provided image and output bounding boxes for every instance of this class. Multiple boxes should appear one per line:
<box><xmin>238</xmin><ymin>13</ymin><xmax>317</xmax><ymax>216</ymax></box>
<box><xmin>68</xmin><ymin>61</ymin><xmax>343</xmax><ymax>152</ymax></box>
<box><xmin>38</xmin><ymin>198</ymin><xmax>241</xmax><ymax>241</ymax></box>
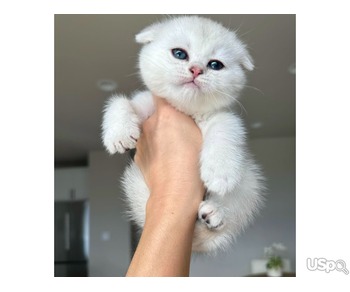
<box><xmin>189</xmin><ymin>66</ymin><xmax>203</xmax><ymax>78</ymax></box>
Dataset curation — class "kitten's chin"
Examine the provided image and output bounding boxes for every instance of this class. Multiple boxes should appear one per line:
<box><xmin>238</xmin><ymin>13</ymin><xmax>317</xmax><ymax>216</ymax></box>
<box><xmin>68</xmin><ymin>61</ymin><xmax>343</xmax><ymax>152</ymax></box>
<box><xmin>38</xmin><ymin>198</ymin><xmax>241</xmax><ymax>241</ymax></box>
<box><xmin>151</xmin><ymin>84</ymin><xmax>232</xmax><ymax>116</ymax></box>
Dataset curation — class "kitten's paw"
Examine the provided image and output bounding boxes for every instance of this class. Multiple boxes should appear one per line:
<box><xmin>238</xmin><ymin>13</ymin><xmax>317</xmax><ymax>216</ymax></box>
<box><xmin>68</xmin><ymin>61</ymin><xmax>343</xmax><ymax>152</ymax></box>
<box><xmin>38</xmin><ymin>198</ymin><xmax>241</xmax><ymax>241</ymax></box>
<box><xmin>201</xmin><ymin>162</ymin><xmax>236</xmax><ymax>196</ymax></box>
<box><xmin>198</xmin><ymin>201</ymin><xmax>224</xmax><ymax>230</ymax></box>
<box><xmin>104</xmin><ymin>125</ymin><xmax>140</xmax><ymax>154</ymax></box>
<box><xmin>102</xmin><ymin>97</ymin><xmax>140</xmax><ymax>154</ymax></box>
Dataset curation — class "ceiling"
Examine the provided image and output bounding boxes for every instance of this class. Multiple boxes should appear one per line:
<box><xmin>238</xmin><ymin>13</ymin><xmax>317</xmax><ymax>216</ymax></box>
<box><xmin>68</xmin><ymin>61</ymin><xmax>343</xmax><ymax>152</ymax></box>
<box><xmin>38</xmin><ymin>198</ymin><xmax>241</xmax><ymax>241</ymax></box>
<box><xmin>55</xmin><ymin>14</ymin><xmax>295</xmax><ymax>165</ymax></box>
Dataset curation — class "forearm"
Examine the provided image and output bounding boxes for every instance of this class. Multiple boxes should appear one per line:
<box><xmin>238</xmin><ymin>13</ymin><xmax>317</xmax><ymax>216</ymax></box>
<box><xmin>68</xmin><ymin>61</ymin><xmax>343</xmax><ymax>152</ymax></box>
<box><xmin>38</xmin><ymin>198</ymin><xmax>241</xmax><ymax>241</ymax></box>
<box><xmin>127</xmin><ymin>96</ymin><xmax>204</xmax><ymax>277</ymax></box>
<box><xmin>126</xmin><ymin>195</ymin><xmax>199</xmax><ymax>277</ymax></box>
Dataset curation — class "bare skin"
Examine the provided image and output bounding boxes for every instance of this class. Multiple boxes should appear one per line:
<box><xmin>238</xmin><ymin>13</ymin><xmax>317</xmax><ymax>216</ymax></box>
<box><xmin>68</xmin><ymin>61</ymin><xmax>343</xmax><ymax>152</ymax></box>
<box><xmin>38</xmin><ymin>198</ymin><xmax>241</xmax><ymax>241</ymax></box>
<box><xmin>126</xmin><ymin>96</ymin><xmax>204</xmax><ymax>277</ymax></box>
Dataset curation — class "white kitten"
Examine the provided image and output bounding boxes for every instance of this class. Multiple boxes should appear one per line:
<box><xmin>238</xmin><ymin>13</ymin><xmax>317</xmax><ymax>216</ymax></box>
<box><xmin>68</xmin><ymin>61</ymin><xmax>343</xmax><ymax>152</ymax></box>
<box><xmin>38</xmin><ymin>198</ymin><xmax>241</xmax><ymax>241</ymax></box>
<box><xmin>102</xmin><ymin>16</ymin><xmax>265</xmax><ymax>253</ymax></box>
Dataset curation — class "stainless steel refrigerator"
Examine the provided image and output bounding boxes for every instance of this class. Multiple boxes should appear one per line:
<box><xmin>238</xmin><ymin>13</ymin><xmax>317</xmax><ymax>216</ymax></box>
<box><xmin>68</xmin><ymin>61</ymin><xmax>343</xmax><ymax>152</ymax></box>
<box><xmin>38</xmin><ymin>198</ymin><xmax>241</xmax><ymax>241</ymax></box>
<box><xmin>54</xmin><ymin>201</ymin><xmax>89</xmax><ymax>276</ymax></box>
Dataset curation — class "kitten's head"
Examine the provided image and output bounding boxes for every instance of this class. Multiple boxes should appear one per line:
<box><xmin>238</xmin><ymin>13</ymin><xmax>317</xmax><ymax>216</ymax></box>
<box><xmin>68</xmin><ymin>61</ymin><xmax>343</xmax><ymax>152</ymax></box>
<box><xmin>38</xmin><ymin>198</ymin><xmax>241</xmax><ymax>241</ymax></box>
<box><xmin>136</xmin><ymin>16</ymin><xmax>253</xmax><ymax>115</ymax></box>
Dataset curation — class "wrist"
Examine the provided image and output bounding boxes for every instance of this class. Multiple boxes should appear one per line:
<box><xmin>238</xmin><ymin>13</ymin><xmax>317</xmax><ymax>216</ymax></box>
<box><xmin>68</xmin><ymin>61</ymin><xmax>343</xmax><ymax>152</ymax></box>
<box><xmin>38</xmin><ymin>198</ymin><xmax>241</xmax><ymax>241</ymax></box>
<box><xmin>146</xmin><ymin>195</ymin><xmax>198</xmax><ymax>225</ymax></box>
<box><xmin>146</xmin><ymin>187</ymin><xmax>203</xmax><ymax>219</ymax></box>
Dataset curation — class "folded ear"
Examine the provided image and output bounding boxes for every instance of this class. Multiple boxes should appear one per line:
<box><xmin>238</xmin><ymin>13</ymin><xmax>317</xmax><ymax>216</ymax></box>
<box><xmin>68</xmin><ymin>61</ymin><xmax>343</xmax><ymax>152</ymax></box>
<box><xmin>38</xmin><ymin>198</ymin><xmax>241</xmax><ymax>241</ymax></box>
<box><xmin>135</xmin><ymin>22</ymin><xmax>162</xmax><ymax>44</ymax></box>
<box><xmin>241</xmin><ymin>49</ymin><xmax>254</xmax><ymax>71</ymax></box>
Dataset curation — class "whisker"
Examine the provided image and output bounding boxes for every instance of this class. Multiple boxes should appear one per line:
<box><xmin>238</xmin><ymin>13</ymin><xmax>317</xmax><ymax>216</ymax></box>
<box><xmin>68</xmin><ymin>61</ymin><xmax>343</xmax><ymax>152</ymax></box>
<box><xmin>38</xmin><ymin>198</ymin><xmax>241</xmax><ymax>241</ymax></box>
<box><xmin>233</xmin><ymin>21</ymin><xmax>243</xmax><ymax>36</ymax></box>
<box><xmin>234</xmin><ymin>99</ymin><xmax>248</xmax><ymax>117</ymax></box>
<box><xmin>237</xmin><ymin>27</ymin><xmax>256</xmax><ymax>38</ymax></box>
<box><xmin>213</xmin><ymin>88</ymin><xmax>248</xmax><ymax>117</ymax></box>
<box><xmin>126</xmin><ymin>71</ymin><xmax>140</xmax><ymax>78</ymax></box>
<box><xmin>242</xmin><ymin>85</ymin><xmax>265</xmax><ymax>95</ymax></box>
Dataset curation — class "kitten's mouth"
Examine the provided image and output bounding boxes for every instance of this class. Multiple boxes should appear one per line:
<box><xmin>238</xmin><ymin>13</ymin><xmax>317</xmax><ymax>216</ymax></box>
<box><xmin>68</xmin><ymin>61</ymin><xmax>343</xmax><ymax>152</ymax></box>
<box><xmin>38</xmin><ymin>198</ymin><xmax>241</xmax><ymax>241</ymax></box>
<box><xmin>183</xmin><ymin>79</ymin><xmax>200</xmax><ymax>89</ymax></box>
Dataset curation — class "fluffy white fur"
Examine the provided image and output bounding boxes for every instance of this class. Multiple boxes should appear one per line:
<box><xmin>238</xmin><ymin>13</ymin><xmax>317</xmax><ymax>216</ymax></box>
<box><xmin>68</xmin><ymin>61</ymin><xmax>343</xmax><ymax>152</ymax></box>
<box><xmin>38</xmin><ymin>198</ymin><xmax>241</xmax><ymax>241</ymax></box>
<box><xmin>102</xmin><ymin>16</ymin><xmax>265</xmax><ymax>253</ymax></box>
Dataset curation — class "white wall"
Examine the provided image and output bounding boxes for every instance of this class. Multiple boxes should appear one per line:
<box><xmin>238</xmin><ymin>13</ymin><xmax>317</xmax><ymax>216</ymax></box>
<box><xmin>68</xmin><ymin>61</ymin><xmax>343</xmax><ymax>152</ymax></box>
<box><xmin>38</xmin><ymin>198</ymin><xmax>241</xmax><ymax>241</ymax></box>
<box><xmin>87</xmin><ymin>136</ymin><xmax>295</xmax><ymax>276</ymax></box>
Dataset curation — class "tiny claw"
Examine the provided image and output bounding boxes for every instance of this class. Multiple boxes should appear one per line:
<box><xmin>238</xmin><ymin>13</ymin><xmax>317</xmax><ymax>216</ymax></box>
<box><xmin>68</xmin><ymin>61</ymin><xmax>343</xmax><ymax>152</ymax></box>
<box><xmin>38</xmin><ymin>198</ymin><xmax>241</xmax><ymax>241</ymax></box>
<box><xmin>200</xmin><ymin>210</ymin><xmax>213</xmax><ymax>221</ymax></box>
<box><xmin>130</xmin><ymin>136</ymin><xmax>138</xmax><ymax>142</ymax></box>
<box><xmin>119</xmin><ymin>141</ymin><xmax>127</xmax><ymax>151</ymax></box>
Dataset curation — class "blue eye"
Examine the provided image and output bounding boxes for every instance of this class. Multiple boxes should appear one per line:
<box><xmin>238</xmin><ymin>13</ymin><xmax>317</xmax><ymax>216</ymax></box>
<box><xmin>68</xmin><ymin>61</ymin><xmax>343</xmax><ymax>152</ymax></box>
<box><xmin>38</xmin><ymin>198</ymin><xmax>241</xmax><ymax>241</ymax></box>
<box><xmin>208</xmin><ymin>60</ymin><xmax>224</xmax><ymax>70</ymax></box>
<box><xmin>172</xmin><ymin>48</ymin><xmax>188</xmax><ymax>60</ymax></box>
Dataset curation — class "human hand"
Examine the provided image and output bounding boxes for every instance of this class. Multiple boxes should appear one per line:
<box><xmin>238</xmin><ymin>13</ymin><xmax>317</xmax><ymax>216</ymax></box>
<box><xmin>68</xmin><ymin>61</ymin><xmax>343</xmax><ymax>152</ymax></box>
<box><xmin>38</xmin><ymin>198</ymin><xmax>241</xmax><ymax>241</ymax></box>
<box><xmin>134</xmin><ymin>96</ymin><xmax>204</xmax><ymax>216</ymax></box>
